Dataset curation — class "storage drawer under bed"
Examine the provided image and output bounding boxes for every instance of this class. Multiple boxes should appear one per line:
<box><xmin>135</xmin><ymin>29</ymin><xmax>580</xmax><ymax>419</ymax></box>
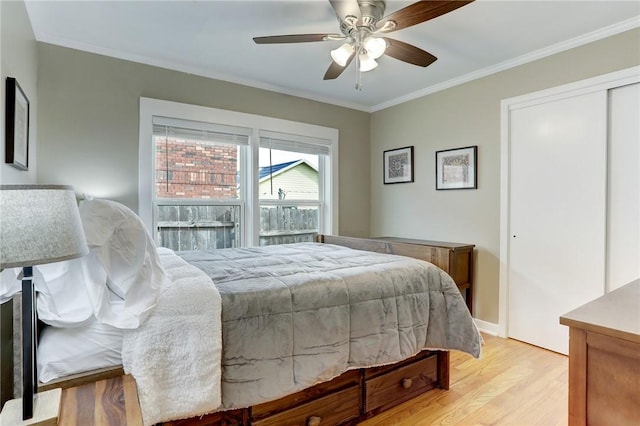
<box><xmin>251</xmin><ymin>386</ymin><xmax>361</xmax><ymax>426</ymax></box>
<box><xmin>364</xmin><ymin>352</ymin><xmax>439</xmax><ymax>415</ymax></box>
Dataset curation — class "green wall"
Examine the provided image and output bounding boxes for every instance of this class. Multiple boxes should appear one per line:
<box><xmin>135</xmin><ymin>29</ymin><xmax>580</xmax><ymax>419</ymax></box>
<box><xmin>35</xmin><ymin>44</ymin><xmax>371</xmax><ymax>237</ymax></box>
<box><xmin>370</xmin><ymin>28</ymin><xmax>640</xmax><ymax>324</ymax></box>
<box><xmin>1</xmin><ymin>0</ymin><xmax>38</xmax><ymax>184</ymax></box>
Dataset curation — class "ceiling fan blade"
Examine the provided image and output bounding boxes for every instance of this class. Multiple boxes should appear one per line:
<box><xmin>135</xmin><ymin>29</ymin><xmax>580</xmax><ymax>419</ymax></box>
<box><xmin>253</xmin><ymin>34</ymin><xmax>340</xmax><ymax>44</ymax></box>
<box><xmin>383</xmin><ymin>38</ymin><xmax>437</xmax><ymax>67</ymax></box>
<box><xmin>377</xmin><ymin>0</ymin><xmax>475</xmax><ymax>33</ymax></box>
<box><xmin>328</xmin><ymin>0</ymin><xmax>361</xmax><ymax>22</ymax></box>
<box><xmin>323</xmin><ymin>53</ymin><xmax>355</xmax><ymax>80</ymax></box>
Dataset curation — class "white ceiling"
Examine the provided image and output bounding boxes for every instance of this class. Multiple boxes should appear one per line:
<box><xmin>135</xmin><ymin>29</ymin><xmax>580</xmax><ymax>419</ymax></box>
<box><xmin>25</xmin><ymin>0</ymin><xmax>640</xmax><ymax>112</ymax></box>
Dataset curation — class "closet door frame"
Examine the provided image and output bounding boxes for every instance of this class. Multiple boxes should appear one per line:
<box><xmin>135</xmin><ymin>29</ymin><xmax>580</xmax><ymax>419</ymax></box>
<box><xmin>498</xmin><ymin>66</ymin><xmax>640</xmax><ymax>338</ymax></box>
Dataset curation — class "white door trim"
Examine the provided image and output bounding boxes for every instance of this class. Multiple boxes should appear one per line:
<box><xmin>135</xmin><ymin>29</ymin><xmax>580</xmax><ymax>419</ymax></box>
<box><xmin>498</xmin><ymin>66</ymin><xmax>640</xmax><ymax>338</ymax></box>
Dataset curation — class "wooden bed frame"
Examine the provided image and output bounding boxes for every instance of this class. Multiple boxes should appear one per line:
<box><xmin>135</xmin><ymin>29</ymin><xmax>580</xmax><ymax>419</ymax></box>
<box><xmin>1</xmin><ymin>235</ymin><xmax>452</xmax><ymax>425</ymax></box>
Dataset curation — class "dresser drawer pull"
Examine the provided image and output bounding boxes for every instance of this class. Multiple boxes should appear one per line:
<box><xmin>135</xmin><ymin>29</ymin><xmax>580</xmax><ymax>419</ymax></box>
<box><xmin>307</xmin><ymin>415</ymin><xmax>322</xmax><ymax>426</ymax></box>
<box><xmin>401</xmin><ymin>378</ymin><xmax>413</xmax><ymax>389</ymax></box>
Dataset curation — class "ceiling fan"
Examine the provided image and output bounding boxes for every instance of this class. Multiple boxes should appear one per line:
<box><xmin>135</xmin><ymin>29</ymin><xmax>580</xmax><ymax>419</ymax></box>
<box><xmin>253</xmin><ymin>0</ymin><xmax>475</xmax><ymax>88</ymax></box>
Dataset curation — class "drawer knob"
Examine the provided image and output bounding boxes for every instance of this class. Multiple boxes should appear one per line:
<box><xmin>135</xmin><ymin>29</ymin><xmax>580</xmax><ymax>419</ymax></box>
<box><xmin>401</xmin><ymin>378</ymin><xmax>413</xmax><ymax>389</ymax></box>
<box><xmin>307</xmin><ymin>415</ymin><xmax>322</xmax><ymax>426</ymax></box>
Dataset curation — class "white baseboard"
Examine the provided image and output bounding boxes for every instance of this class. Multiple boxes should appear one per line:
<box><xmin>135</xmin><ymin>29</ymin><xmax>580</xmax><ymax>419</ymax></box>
<box><xmin>474</xmin><ymin>318</ymin><xmax>500</xmax><ymax>336</ymax></box>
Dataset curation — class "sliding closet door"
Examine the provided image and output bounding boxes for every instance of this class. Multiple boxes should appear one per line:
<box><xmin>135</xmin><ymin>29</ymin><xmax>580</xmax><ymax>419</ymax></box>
<box><xmin>508</xmin><ymin>91</ymin><xmax>607</xmax><ymax>355</ymax></box>
<box><xmin>607</xmin><ymin>83</ymin><xmax>640</xmax><ymax>291</ymax></box>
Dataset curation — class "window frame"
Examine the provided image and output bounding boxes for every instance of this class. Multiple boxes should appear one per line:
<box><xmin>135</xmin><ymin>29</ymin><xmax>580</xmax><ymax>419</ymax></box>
<box><xmin>139</xmin><ymin>97</ymin><xmax>339</xmax><ymax>247</ymax></box>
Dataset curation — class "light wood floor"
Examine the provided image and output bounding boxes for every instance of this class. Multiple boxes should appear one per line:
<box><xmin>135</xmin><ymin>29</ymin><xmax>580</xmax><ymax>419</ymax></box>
<box><xmin>359</xmin><ymin>334</ymin><xmax>568</xmax><ymax>426</ymax></box>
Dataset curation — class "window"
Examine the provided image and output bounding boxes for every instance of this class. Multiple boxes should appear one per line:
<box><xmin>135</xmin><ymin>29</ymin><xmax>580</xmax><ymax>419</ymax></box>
<box><xmin>259</xmin><ymin>131</ymin><xmax>331</xmax><ymax>246</ymax></box>
<box><xmin>139</xmin><ymin>98</ymin><xmax>338</xmax><ymax>250</ymax></box>
<box><xmin>151</xmin><ymin>117</ymin><xmax>249</xmax><ymax>250</ymax></box>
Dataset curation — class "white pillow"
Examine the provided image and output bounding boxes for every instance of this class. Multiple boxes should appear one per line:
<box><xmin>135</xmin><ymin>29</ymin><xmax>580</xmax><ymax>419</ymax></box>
<box><xmin>37</xmin><ymin>319</ymin><xmax>122</xmax><ymax>383</ymax></box>
<box><xmin>79</xmin><ymin>199</ymin><xmax>166</xmax><ymax>329</ymax></box>
<box><xmin>0</xmin><ymin>268</ymin><xmax>21</xmax><ymax>304</ymax></box>
<box><xmin>35</xmin><ymin>259</ymin><xmax>95</xmax><ymax>327</ymax></box>
<box><xmin>1</xmin><ymin>262</ymin><xmax>97</xmax><ymax>327</ymax></box>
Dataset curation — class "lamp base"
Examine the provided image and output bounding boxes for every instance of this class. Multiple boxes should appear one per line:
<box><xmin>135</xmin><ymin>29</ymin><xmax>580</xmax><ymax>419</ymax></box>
<box><xmin>0</xmin><ymin>388</ymin><xmax>62</xmax><ymax>426</ymax></box>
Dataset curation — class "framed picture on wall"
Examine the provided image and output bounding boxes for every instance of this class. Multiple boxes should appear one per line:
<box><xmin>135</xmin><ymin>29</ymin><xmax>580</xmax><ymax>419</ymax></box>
<box><xmin>435</xmin><ymin>145</ymin><xmax>477</xmax><ymax>190</ymax></box>
<box><xmin>383</xmin><ymin>146</ymin><xmax>414</xmax><ymax>184</ymax></box>
<box><xmin>5</xmin><ymin>77</ymin><xmax>30</xmax><ymax>170</ymax></box>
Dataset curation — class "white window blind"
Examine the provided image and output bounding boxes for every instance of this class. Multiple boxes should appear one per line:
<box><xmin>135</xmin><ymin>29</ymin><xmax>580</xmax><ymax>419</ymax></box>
<box><xmin>153</xmin><ymin>116</ymin><xmax>250</xmax><ymax>145</ymax></box>
<box><xmin>259</xmin><ymin>130</ymin><xmax>330</xmax><ymax>155</ymax></box>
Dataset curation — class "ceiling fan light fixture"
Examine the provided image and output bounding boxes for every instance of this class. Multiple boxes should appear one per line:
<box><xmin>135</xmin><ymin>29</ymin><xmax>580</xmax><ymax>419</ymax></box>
<box><xmin>330</xmin><ymin>43</ymin><xmax>355</xmax><ymax>67</ymax></box>
<box><xmin>359</xmin><ymin>52</ymin><xmax>378</xmax><ymax>72</ymax></box>
<box><xmin>363</xmin><ymin>36</ymin><xmax>386</xmax><ymax>59</ymax></box>
<box><xmin>254</xmin><ymin>0</ymin><xmax>476</xmax><ymax>85</ymax></box>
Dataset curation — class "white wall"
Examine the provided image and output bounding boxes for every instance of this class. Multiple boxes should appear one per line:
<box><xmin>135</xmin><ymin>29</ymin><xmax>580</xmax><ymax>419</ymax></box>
<box><xmin>370</xmin><ymin>28</ymin><xmax>640</xmax><ymax>324</ymax></box>
<box><xmin>1</xmin><ymin>0</ymin><xmax>38</xmax><ymax>184</ymax></box>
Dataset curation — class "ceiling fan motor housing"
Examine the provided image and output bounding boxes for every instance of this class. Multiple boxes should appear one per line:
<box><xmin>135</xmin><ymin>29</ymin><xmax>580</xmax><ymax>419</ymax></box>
<box><xmin>339</xmin><ymin>0</ymin><xmax>387</xmax><ymax>44</ymax></box>
<box><xmin>357</xmin><ymin>0</ymin><xmax>386</xmax><ymax>29</ymax></box>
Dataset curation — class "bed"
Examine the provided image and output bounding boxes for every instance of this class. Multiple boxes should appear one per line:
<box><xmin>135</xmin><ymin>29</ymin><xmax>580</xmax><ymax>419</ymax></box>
<box><xmin>0</xmin><ymin>199</ymin><xmax>482</xmax><ymax>425</ymax></box>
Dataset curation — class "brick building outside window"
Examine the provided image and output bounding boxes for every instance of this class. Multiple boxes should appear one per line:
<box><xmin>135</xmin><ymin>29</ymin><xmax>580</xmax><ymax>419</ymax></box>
<box><xmin>155</xmin><ymin>137</ymin><xmax>238</xmax><ymax>200</ymax></box>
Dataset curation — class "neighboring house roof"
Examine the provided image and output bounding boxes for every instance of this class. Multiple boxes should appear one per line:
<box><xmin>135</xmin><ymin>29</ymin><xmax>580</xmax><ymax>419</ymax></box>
<box><xmin>259</xmin><ymin>160</ymin><xmax>317</xmax><ymax>182</ymax></box>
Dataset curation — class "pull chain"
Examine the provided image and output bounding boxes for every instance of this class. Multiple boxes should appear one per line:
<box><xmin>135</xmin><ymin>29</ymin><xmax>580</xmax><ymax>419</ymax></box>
<box><xmin>355</xmin><ymin>47</ymin><xmax>363</xmax><ymax>91</ymax></box>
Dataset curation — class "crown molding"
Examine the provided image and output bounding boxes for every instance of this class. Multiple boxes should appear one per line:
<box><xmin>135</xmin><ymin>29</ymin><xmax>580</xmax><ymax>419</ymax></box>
<box><xmin>370</xmin><ymin>15</ymin><xmax>640</xmax><ymax>112</ymax></box>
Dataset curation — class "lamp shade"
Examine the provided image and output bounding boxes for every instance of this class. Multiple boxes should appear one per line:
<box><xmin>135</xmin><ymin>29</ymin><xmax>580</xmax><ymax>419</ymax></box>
<box><xmin>0</xmin><ymin>185</ymin><xmax>88</xmax><ymax>269</ymax></box>
<box><xmin>330</xmin><ymin>43</ymin><xmax>355</xmax><ymax>67</ymax></box>
<box><xmin>359</xmin><ymin>52</ymin><xmax>378</xmax><ymax>72</ymax></box>
<box><xmin>363</xmin><ymin>37</ymin><xmax>386</xmax><ymax>59</ymax></box>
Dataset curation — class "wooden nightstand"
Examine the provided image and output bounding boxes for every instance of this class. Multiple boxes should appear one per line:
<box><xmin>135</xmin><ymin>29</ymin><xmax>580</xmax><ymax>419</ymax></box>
<box><xmin>59</xmin><ymin>375</ymin><xmax>142</xmax><ymax>425</ymax></box>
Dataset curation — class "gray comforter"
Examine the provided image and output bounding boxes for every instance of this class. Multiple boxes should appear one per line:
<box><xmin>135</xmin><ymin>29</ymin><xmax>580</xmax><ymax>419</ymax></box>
<box><xmin>179</xmin><ymin>242</ymin><xmax>482</xmax><ymax>409</ymax></box>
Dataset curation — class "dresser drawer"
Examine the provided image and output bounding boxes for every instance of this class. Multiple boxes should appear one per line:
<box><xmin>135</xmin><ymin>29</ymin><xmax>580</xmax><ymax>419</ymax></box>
<box><xmin>365</xmin><ymin>353</ymin><xmax>438</xmax><ymax>414</ymax></box>
<box><xmin>252</xmin><ymin>386</ymin><xmax>360</xmax><ymax>426</ymax></box>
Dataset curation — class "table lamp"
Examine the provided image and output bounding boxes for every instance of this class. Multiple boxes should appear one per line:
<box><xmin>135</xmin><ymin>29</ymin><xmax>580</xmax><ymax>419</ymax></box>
<box><xmin>0</xmin><ymin>185</ymin><xmax>88</xmax><ymax>425</ymax></box>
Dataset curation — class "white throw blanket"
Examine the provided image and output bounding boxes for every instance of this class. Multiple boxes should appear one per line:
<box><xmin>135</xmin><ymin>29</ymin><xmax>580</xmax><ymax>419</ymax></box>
<box><xmin>121</xmin><ymin>248</ymin><xmax>222</xmax><ymax>425</ymax></box>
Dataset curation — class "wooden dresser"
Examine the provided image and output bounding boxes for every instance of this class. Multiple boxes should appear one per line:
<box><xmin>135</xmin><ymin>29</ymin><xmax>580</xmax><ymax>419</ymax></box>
<box><xmin>560</xmin><ymin>279</ymin><xmax>640</xmax><ymax>426</ymax></box>
<box><xmin>319</xmin><ymin>235</ymin><xmax>475</xmax><ymax>314</ymax></box>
